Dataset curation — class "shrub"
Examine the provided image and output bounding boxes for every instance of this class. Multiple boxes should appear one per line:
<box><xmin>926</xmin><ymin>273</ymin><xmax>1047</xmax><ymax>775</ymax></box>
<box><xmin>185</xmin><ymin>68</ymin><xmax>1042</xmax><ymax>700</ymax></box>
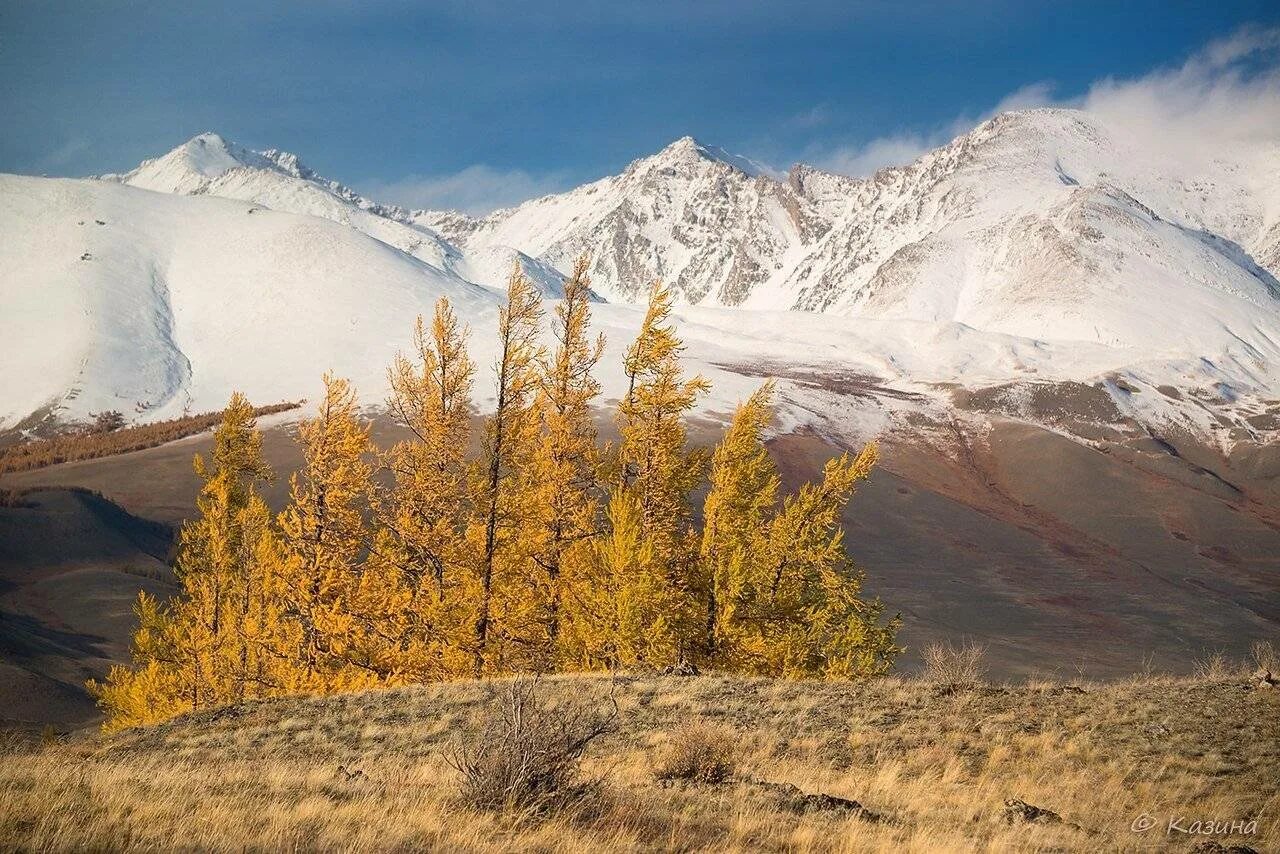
<box><xmin>447</xmin><ymin>677</ymin><xmax>616</xmax><ymax>812</ymax></box>
<box><xmin>921</xmin><ymin>640</ymin><xmax>987</xmax><ymax>685</ymax></box>
<box><xmin>1192</xmin><ymin>650</ymin><xmax>1237</xmax><ymax>681</ymax></box>
<box><xmin>89</xmin><ymin>410</ymin><xmax>126</xmax><ymax>434</ymax></box>
<box><xmin>652</xmin><ymin>722</ymin><xmax>740</xmax><ymax>784</ymax></box>
<box><xmin>1251</xmin><ymin>640</ymin><xmax>1278</xmax><ymax>675</ymax></box>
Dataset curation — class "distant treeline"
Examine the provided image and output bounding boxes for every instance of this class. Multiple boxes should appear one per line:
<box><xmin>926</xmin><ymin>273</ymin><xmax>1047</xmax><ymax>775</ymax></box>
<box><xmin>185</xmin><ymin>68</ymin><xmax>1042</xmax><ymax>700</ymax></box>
<box><xmin>0</xmin><ymin>402</ymin><xmax>301</xmax><ymax>474</ymax></box>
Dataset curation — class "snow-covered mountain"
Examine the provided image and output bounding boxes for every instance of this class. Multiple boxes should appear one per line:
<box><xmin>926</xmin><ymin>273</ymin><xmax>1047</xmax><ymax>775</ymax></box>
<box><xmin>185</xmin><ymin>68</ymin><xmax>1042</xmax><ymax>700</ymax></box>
<box><xmin>98</xmin><ymin>132</ymin><xmax>574</xmax><ymax>298</ymax></box>
<box><xmin>2</xmin><ymin>110</ymin><xmax>1279</xmax><ymax>451</ymax></box>
<box><xmin>94</xmin><ymin>116</ymin><xmax>1280</xmax><ymax>354</ymax></box>
<box><xmin>438</xmin><ymin>111</ymin><xmax>1280</xmax><ymax>354</ymax></box>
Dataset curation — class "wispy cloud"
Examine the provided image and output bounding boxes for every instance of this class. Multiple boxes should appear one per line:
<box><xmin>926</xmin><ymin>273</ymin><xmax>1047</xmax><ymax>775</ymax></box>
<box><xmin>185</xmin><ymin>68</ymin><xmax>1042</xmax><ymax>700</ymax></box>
<box><xmin>810</xmin><ymin>26</ymin><xmax>1280</xmax><ymax>177</ymax></box>
<box><xmin>359</xmin><ymin>27</ymin><xmax>1280</xmax><ymax>209</ymax></box>
<box><xmin>1079</xmin><ymin>25</ymin><xmax>1280</xmax><ymax>167</ymax></box>
<box><xmin>360</xmin><ymin>165</ymin><xmax>572</xmax><ymax>215</ymax></box>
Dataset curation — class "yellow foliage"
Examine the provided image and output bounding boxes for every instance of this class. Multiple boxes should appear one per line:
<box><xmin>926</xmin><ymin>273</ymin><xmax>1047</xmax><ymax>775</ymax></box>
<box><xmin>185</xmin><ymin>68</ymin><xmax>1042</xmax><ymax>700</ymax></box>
<box><xmin>470</xmin><ymin>265</ymin><xmax>545</xmax><ymax>675</ymax></box>
<box><xmin>521</xmin><ymin>256</ymin><xmax>605</xmax><ymax>668</ymax></box>
<box><xmin>90</xmin><ymin>393</ymin><xmax>278</xmax><ymax>728</ymax></box>
<box><xmin>735</xmin><ymin>444</ymin><xmax>901</xmax><ymax>677</ymax></box>
<box><xmin>374</xmin><ymin>297</ymin><xmax>477</xmax><ymax>680</ymax></box>
<box><xmin>98</xmin><ymin>262</ymin><xmax>900</xmax><ymax>732</ymax></box>
<box><xmin>612</xmin><ymin>282</ymin><xmax>710</xmax><ymax>663</ymax></box>
<box><xmin>276</xmin><ymin>373</ymin><xmax>378</xmax><ymax>692</ymax></box>
<box><xmin>699</xmin><ymin>380</ymin><xmax>781</xmax><ymax>666</ymax></box>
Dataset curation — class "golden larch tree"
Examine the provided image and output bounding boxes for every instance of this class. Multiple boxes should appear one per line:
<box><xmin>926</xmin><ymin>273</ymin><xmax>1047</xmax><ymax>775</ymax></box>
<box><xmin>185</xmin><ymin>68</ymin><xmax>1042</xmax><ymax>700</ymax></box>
<box><xmin>522</xmin><ymin>256</ymin><xmax>605</xmax><ymax>667</ymax></box>
<box><xmin>89</xmin><ymin>392</ymin><xmax>275</xmax><ymax>730</ymax></box>
<box><xmin>741</xmin><ymin>443</ymin><xmax>901</xmax><ymax>677</ymax></box>
<box><xmin>699</xmin><ymin>380</ymin><xmax>781</xmax><ymax>666</ymax></box>
<box><xmin>611</xmin><ymin>282</ymin><xmax>710</xmax><ymax>664</ymax></box>
<box><xmin>470</xmin><ymin>265</ymin><xmax>545</xmax><ymax>675</ymax></box>
<box><xmin>370</xmin><ymin>299</ymin><xmax>476</xmax><ymax>679</ymax></box>
<box><xmin>276</xmin><ymin>373</ymin><xmax>378</xmax><ymax>692</ymax></box>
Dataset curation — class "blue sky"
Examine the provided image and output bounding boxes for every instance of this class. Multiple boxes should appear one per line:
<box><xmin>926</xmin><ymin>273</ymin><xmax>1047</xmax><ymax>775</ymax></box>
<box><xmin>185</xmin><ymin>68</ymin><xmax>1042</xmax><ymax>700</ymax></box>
<box><xmin>2</xmin><ymin>1</ymin><xmax>1278</xmax><ymax>212</ymax></box>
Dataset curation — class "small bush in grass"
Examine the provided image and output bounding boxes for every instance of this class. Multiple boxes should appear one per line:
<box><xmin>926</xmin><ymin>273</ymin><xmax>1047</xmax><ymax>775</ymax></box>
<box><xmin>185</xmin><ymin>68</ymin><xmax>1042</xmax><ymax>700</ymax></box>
<box><xmin>1192</xmin><ymin>650</ymin><xmax>1237</xmax><ymax>681</ymax></box>
<box><xmin>1251</xmin><ymin>640</ymin><xmax>1277</xmax><ymax>675</ymax></box>
<box><xmin>652</xmin><ymin>722</ymin><xmax>740</xmax><ymax>784</ymax></box>
<box><xmin>447</xmin><ymin>677</ymin><xmax>616</xmax><ymax>813</ymax></box>
<box><xmin>921</xmin><ymin>640</ymin><xmax>987</xmax><ymax>685</ymax></box>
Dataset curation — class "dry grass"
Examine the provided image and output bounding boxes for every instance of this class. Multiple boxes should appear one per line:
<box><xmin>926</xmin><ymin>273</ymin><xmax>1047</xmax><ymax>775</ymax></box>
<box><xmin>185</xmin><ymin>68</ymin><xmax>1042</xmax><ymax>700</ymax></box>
<box><xmin>1192</xmin><ymin>650</ymin><xmax>1240</xmax><ymax>681</ymax></box>
<box><xmin>0</xmin><ymin>401</ymin><xmax>299</xmax><ymax>474</ymax></box>
<box><xmin>1</xmin><ymin>673</ymin><xmax>1276</xmax><ymax>852</ymax></box>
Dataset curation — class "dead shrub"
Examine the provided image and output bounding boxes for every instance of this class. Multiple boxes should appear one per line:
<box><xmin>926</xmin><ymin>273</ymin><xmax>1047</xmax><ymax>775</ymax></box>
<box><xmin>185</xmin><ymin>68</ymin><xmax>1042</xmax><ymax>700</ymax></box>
<box><xmin>1251</xmin><ymin>640</ymin><xmax>1278</xmax><ymax>674</ymax></box>
<box><xmin>652</xmin><ymin>722</ymin><xmax>740</xmax><ymax>784</ymax></box>
<box><xmin>447</xmin><ymin>677</ymin><xmax>617</xmax><ymax>813</ymax></box>
<box><xmin>88</xmin><ymin>410</ymin><xmax>126</xmax><ymax>434</ymax></box>
<box><xmin>921</xmin><ymin>640</ymin><xmax>987</xmax><ymax>685</ymax></box>
<box><xmin>1191</xmin><ymin>649</ymin><xmax>1237</xmax><ymax>681</ymax></box>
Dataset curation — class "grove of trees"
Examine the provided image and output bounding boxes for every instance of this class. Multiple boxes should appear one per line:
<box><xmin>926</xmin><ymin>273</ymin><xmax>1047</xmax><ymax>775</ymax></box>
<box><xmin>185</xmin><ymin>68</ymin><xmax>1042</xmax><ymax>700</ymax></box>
<box><xmin>91</xmin><ymin>259</ymin><xmax>900</xmax><ymax>730</ymax></box>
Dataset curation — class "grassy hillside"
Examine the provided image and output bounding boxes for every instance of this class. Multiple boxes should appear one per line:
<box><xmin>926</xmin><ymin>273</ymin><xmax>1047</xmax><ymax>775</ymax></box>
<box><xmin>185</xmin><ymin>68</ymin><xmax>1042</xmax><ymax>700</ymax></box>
<box><xmin>3</xmin><ymin>672</ymin><xmax>1276</xmax><ymax>852</ymax></box>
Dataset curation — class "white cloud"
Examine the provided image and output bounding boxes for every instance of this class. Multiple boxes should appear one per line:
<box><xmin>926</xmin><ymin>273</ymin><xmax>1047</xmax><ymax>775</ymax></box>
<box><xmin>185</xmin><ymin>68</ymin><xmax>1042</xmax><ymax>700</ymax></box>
<box><xmin>361</xmin><ymin>164</ymin><xmax>571</xmax><ymax>215</ymax></box>
<box><xmin>1079</xmin><ymin>26</ymin><xmax>1280</xmax><ymax>168</ymax></box>
<box><xmin>816</xmin><ymin>133</ymin><xmax>935</xmax><ymax>176</ymax></box>
<box><xmin>811</xmin><ymin>26</ymin><xmax>1280</xmax><ymax>178</ymax></box>
<box><xmin>362</xmin><ymin>28</ymin><xmax>1280</xmax><ymax>207</ymax></box>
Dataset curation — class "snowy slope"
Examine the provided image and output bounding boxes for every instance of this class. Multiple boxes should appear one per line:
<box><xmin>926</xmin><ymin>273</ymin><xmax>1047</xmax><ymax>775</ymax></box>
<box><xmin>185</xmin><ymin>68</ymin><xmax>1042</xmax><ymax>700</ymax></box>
<box><xmin>3</xmin><ymin>167</ymin><xmax>1276</xmax><ymax>454</ymax></box>
<box><xmin>100</xmin><ymin>133</ymin><xmax>573</xmax><ymax>297</ymax></box>
<box><xmin>106</xmin><ymin>118</ymin><xmax>1280</xmax><ymax>354</ymax></box>
<box><xmin>782</xmin><ymin>110</ymin><xmax>1280</xmax><ymax>351</ymax></box>
<box><xmin>0</xmin><ymin>174</ymin><xmax>494</xmax><ymax>428</ymax></box>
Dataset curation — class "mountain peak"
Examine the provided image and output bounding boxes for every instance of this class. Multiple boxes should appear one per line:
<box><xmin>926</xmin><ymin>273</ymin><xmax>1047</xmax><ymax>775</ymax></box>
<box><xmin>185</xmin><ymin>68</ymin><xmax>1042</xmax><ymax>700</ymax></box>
<box><xmin>639</xmin><ymin>136</ymin><xmax>773</xmax><ymax>178</ymax></box>
<box><xmin>186</xmin><ymin>131</ymin><xmax>231</xmax><ymax>149</ymax></box>
<box><xmin>659</xmin><ymin>135</ymin><xmax>703</xmax><ymax>157</ymax></box>
<box><xmin>110</xmin><ymin>132</ymin><xmax>335</xmax><ymax>196</ymax></box>
<box><xmin>963</xmin><ymin>107</ymin><xmax>1110</xmax><ymax>152</ymax></box>
<box><xmin>168</xmin><ymin>131</ymin><xmax>253</xmax><ymax>176</ymax></box>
